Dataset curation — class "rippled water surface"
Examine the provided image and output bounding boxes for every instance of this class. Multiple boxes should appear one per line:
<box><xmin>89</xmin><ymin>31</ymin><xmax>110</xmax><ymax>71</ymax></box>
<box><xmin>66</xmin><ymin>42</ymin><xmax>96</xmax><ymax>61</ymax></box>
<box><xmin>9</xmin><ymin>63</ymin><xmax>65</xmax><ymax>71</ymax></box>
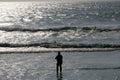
<box><xmin>0</xmin><ymin>51</ymin><xmax>120</xmax><ymax>80</ymax></box>
<box><xmin>0</xmin><ymin>1</ymin><xmax>120</xmax><ymax>48</ymax></box>
<box><xmin>0</xmin><ymin>1</ymin><xmax>120</xmax><ymax>80</ymax></box>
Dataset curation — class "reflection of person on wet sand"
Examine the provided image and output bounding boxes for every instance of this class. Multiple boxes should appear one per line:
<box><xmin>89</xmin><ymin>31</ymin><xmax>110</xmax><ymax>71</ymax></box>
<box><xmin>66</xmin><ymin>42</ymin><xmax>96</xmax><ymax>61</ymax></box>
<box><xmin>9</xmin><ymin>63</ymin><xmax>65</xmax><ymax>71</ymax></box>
<box><xmin>57</xmin><ymin>72</ymin><xmax>63</xmax><ymax>80</ymax></box>
<box><xmin>55</xmin><ymin>52</ymin><xmax>63</xmax><ymax>74</ymax></box>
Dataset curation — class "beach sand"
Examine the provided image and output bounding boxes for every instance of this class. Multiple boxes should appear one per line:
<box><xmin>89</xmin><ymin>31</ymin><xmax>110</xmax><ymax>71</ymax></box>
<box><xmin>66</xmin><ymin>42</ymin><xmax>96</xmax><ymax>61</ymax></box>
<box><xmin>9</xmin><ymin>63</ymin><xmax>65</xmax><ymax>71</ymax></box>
<box><xmin>0</xmin><ymin>50</ymin><xmax>120</xmax><ymax>80</ymax></box>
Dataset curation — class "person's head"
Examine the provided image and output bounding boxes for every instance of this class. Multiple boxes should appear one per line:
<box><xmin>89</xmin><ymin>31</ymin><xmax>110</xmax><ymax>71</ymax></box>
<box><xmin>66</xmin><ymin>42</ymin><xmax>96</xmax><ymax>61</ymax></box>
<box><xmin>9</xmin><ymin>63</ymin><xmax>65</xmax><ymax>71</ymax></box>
<box><xmin>58</xmin><ymin>52</ymin><xmax>60</xmax><ymax>55</ymax></box>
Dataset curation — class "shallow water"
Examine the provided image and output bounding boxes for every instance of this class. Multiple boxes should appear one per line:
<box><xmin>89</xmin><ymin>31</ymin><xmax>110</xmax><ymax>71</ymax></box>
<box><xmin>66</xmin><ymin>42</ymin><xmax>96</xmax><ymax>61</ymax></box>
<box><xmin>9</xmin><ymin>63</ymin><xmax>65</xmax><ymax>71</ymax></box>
<box><xmin>0</xmin><ymin>51</ymin><xmax>120</xmax><ymax>80</ymax></box>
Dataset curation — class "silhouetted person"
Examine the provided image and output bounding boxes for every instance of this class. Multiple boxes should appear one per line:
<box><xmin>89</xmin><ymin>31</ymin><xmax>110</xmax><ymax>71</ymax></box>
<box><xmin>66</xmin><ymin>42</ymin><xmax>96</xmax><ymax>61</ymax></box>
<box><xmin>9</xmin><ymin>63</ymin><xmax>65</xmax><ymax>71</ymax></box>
<box><xmin>55</xmin><ymin>52</ymin><xmax>63</xmax><ymax>74</ymax></box>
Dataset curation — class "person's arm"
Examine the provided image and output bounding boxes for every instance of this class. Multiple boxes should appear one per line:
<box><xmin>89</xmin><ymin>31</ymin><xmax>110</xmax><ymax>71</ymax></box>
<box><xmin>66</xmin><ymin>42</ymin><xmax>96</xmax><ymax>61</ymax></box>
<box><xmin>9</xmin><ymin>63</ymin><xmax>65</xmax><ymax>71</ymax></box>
<box><xmin>55</xmin><ymin>56</ymin><xmax>57</xmax><ymax>59</ymax></box>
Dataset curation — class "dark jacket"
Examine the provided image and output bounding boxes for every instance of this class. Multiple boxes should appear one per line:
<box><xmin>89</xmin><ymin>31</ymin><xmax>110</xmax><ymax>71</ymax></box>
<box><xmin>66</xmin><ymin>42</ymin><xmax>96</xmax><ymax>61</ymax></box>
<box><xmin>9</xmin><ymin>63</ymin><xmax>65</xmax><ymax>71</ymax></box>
<box><xmin>55</xmin><ymin>54</ymin><xmax>63</xmax><ymax>65</ymax></box>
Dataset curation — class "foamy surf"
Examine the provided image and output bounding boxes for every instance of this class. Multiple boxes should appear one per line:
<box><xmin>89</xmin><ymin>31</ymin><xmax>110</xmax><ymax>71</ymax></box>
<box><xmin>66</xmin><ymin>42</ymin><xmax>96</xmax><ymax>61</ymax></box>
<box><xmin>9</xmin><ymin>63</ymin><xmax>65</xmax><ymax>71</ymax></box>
<box><xmin>0</xmin><ymin>47</ymin><xmax>119</xmax><ymax>54</ymax></box>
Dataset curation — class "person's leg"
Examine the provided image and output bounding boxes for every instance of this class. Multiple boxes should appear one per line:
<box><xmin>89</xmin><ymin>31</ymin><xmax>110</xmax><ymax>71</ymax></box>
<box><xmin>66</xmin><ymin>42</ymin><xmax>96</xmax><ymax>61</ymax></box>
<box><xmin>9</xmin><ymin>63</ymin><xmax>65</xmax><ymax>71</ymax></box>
<box><xmin>60</xmin><ymin>64</ymin><xmax>62</xmax><ymax>73</ymax></box>
<box><xmin>56</xmin><ymin>64</ymin><xmax>59</xmax><ymax>73</ymax></box>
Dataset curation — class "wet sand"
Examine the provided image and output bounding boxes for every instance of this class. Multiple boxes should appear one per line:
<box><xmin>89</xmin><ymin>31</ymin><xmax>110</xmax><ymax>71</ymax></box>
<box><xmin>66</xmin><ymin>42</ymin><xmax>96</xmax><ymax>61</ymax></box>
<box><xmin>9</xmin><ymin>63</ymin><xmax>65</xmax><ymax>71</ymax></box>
<box><xmin>0</xmin><ymin>51</ymin><xmax>120</xmax><ymax>80</ymax></box>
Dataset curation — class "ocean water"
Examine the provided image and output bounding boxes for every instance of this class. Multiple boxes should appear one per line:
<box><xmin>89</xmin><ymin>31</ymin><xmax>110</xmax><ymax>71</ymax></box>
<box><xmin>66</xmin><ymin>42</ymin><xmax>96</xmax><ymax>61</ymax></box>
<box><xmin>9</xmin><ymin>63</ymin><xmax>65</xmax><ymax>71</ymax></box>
<box><xmin>0</xmin><ymin>51</ymin><xmax>120</xmax><ymax>80</ymax></box>
<box><xmin>0</xmin><ymin>1</ymin><xmax>120</xmax><ymax>49</ymax></box>
<box><xmin>0</xmin><ymin>1</ymin><xmax>120</xmax><ymax>80</ymax></box>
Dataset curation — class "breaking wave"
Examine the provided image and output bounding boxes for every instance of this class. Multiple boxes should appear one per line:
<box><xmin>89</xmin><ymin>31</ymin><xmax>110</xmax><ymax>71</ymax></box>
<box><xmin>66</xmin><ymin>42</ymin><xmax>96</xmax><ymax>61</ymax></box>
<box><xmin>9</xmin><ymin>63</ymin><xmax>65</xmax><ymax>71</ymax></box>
<box><xmin>0</xmin><ymin>26</ymin><xmax>120</xmax><ymax>32</ymax></box>
<box><xmin>0</xmin><ymin>42</ymin><xmax>120</xmax><ymax>48</ymax></box>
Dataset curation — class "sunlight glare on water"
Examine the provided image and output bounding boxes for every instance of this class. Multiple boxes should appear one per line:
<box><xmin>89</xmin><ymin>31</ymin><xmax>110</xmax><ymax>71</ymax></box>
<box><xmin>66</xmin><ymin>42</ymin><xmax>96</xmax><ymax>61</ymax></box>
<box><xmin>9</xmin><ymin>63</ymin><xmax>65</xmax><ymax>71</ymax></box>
<box><xmin>0</xmin><ymin>2</ymin><xmax>26</xmax><ymax>24</ymax></box>
<box><xmin>0</xmin><ymin>1</ymin><xmax>120</xmax><ymax>47</ymax></box>
<box><xmin>0</xmin><ymin>2</ymin><xmax>58</xmax><ymax>28</ymax></box>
